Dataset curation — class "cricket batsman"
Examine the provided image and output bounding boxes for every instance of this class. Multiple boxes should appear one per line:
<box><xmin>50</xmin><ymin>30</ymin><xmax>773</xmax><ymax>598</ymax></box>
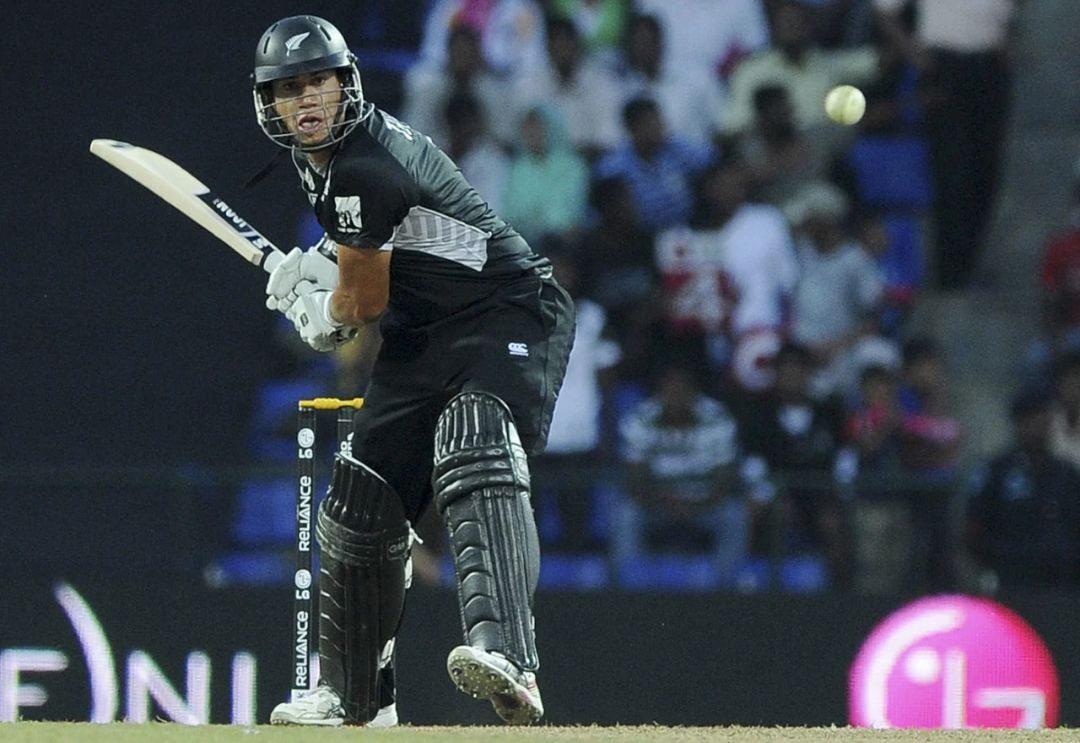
<box><xmin>253</xmin><ymin>15</ymin><xmax>576</xmax><ymax>727</ymax></box>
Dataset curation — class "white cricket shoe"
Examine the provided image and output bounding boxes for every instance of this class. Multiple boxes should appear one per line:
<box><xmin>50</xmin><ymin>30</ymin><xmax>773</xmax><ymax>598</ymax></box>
<box><xmin>269</xmin><ymin>684</ymin><xmax>398</xmax><ymax>727</ymax></box>
<box><xmin>446</xmin><ymin>645</ymin><xmax>544</xmax><ymax>725</ymax></box>
<box><xmin>368</xmin><ymin>703</ymin><xmax>399</xmax><ymax>728</ymax></box>
<box><xmin>270</xmin><ymin>685</ymin><xmax>344</xmax><ymax>726</ymax></box>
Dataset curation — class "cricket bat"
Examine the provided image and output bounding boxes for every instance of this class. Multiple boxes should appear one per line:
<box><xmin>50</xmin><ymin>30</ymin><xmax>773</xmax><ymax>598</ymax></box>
<box><xmin>89</xmin><ymin>139</ymin><xmax>285</xmax><ymax>273</ymax></box>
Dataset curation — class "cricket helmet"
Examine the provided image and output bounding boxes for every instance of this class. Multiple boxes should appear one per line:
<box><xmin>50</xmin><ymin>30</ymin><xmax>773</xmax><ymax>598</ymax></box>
<box><xmin>252</xmin><ymin>15</ymin><xmax>366</xmax><ymax>151</ymax></box>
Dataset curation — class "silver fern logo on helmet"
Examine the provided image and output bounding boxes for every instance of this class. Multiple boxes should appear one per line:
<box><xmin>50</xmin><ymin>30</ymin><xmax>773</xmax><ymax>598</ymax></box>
<box><xmin>284</xmin><ymin>32</ymin><xmax>310</xmax><ymax>54</ymax></box>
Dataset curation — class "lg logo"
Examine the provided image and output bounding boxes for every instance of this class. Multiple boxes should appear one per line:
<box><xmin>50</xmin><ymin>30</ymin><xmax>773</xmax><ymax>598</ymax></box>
<box><xmin>849</xmin><ymin>595</ymin><xmax>1059</xmax><ymax>729</ymax></box>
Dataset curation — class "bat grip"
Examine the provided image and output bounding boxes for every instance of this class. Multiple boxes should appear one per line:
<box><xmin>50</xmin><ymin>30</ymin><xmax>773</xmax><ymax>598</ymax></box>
<box><xmin>262</xmin><ymin>250</ymin><xmax>284</xmax><ymax>274</ymax></box>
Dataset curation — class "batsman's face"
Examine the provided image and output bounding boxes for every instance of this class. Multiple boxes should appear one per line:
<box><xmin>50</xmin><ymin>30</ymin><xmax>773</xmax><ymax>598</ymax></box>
<box><xmin>271</xmin><ymin>71</ymin><xmax>343</xmax><ymax>147</ymax></box>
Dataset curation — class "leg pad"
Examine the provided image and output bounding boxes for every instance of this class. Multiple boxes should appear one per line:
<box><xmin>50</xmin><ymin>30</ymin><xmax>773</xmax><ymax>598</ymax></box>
<box><xmin>315</xmin><ymin>454</ymin><xmax>409</xmax><ymax>723</ymax></box>
<box><xmin>433</xmin><ymin>392</ymin><xmax>540</xmax><ymax>671</ymax></box>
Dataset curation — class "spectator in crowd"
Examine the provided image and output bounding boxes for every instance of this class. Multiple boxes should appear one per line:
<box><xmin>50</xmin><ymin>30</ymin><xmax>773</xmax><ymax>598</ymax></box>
<box><xmin>575</xmin><ymin>176</ymin><xmax>658</xmax><ymax>351</ymax></box>
<box><xmin>634</xmin><ymin>0</ymin><xmax>771</xmax><ymax>86</ymax></box>
<box><xmin>513</xmin><ymin>16</ymin><xmax>622</xmax><ymax>159</ymax></box>
<box><xmin>1030</xmin><ymin>158</ymin><xmax>1080</xmax><ymax>377</ymax></box>
<box><xmin>418</xmin><ymin>0</ymin><xmax>547</xmax><ymax>78</ymax></box>
<box><xmin>736</xmin><ymin>84</ymin><xmax>842</xmax><ymax>207</ymax></box>
<box><xmin>848</xmin><ymin>24</ymin><xmax>922</xmax><ymax>137</ymax></box>
<box><xmin>596</xmin><ymin>97</ymin><xmax>717</xmax><ymax>232</ymax></box>
<box><xmin>653</xmin><ymin>157</ymin><xmax>798</xmax><ymax>389</ymax></box>
<box><xmin>736</xmin><ymin>342</ymin><xmax>851</xmax><ymax>584</ymax></box>
<box><xmin>874</xmin><ymin>0</ymin><xmax>1018</xmax><ymax>290</ymax></box>
<box><xmin>548</xmin><ymin>0</ymin><xmax>629</xmax><ymax>66</ymax></box>
<box><xmin>843</xmin><ymin>361</ymin><xmax>912</xmax><ymax>595</ymax></box>
<box><xmin>855</xmin><ymin>210</ymin><xmax>920</xmax><ymax>337</ymax></box>
<box><xmin>444</xmin><ymin>92</ymin><xmax>511</xmax><ymax>213</ymax></box>
<box><xmin>965</xmin><ymin>387</ymin><xmax>1080</xmax><ymax>590</ymax></box>
<box><xmin>616</xmin><ymin>13</ymin><xmax>727</xmax><ymax>149</ymax></box>
<box><xmin>532</xmin><ymin>243</ymin><xmax>622</xmax><ymax>553</ymax></box>
<box><xmin>804</xmin><ymin>0</ymin><xmax>881</xmax><ymax>49</ymax></box>
<box><xmin>401</xmin><ymin>25</ymin><xmax>514</xmax><ymax>150</ymax></box>
<box><xmin>1048</xmin><ymin>350</ymin><xmax>1080</xmax><ymax>472</ymax></box>
<box><xmin>897</xmin><ymin>335</ymin><xmax>962</xmax><ymax>480</ymax></box>
<box><xmin>614</xmin><ymin>363</ymin><xmax>757</xmax><ymax>583</ymax></box>
<box><xmin>785</xmin><ymin>181</ymin><xmax>892</xmax><ymax>397</ymax></box>
<box><xmin>895</xmin><ymin>335</ymin><xmax>961</xmax><ymax>590</ymax></box>
<box><xmin>723</xmin><ymin>0</ymin><xmax>879</xmax><ymax>137</ymax></box>
<box><xmin>846</xmin><ymin>363</ymin><xmax>904</xmax><ymax>477</ymax></box>
<box><xmin>502</xmin><ymin>105</ymin><xmax>590</xmax><ymax>252</ymax></box>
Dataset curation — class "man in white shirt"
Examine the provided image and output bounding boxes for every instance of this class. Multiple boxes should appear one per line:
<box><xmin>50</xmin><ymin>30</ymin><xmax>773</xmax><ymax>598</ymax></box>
<box><xmin>873</xmin><ymin>0</ymin><xmax>1018</xmax><ymax>290</ymax></box>
<box><xmin>634</xmin><ymin>0</ymin><xmax>770</xmax><ymax>86</ymax></box>
<box><xmin>513</xmin><ymin>16</ymin><xmax>622</xmax><ymax>157</ymax></box>
<box><xmin>653</xmin><ymin>159</ymin><xmax>798</xmax><ymax>387</ymax></box>
<box><xmin>723</xmin><ymin>0</ymin><xmax>879</xmax><ymax>136</ymax></box>
<box><xmin>785</xmin><ymin>181</ymin><xmax>894</xmax><ymax>396</ymax></box>
<box><xmin>418</xmin><ymin>0</ymin><xmax>548</xmax><ymax>78</ymax></box>
<box><xmin>617</xmin><ymin>13</ymin><xmax>727</xmax><ymax>148</ymax></box>
<box><xmin>402</xmin><ymin>26</ymin><xmax>514</xmax><ymax>149</ymax></box>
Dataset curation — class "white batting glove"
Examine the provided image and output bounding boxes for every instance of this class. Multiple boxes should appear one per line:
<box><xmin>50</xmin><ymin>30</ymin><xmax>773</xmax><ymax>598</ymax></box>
<box><xmin>285</xmin><ymin>290</ymin><xmax>357</xmax><ymax>352</ymax></box>
<box><xmin>266</xmin><ymin>245</ymin><xmax>340</xmax><ymax>314</ymax></box>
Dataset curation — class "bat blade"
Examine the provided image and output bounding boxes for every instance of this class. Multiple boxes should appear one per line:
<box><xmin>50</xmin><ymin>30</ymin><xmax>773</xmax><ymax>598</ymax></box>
<box><xmin>90</xmin><ymin>139</ymin><xmax>284</xmax><ymax>272</ymax></box>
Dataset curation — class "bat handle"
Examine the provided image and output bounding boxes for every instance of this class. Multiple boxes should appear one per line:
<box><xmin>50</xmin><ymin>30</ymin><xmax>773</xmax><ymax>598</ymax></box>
<box><xmin>262</xmin><ymin>250</ymin><xmax>284</xmax><ymax>274</ymax></box>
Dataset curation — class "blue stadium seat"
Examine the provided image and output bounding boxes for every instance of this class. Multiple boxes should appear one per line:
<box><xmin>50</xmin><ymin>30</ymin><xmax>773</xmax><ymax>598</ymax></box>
<box><xmin>878</xmin><ymin>214</ymin><xmax>925</xmax><ymax>335</ymax></box>
<box><xmin>249</xmin><ymin>379</ymin><xmax>320</xmax><ymax>461</ymax></box>
<box><xmin>617</xmin><ymin>555</ymin><xmax>723</xmax><ymax>591</ymax></box>
<box><xmin>539</xmin><ymin>554</ymin><xmax>610</xmax><ymax>590</ymax></box>
<box><xmin>882</xmin><ymin>214</ymin><xmax>925</xmax><ymax>289</ymax></box>
<box><xmin>847</xmin><ymin>136</ymin><xmax>933</xmax><ymax>210</ymax></box>
<box><xmin>208</xmin><ymin>550</ymin><xmax>291</xmax><ymax>586</ymax></box>
<box><xmin>440</xmin><ymin>555</ymin><xmax>457</xmax><ymax>587</ymax></box>
<box><xmin>610</xmin><ymin>382</ymin><xmax>649</xmax><ymax>422</ymax></box>
<box><xmin>232</xmin><ymin>478</ymin><xmax>296</xmax><ymax>546</ymax></box>
<box><xmin>778</xmin><ymin>554</ymin><xmax>831</xmax><ymax>593</ymax></box>
<box><xmin>440</xmin><ymin>553</ymin><xmax>610</xmax><ymax>590</ymax></box>
<box><xmin>732</xmin><ymin>556</ymin><xmax>773</xmax><ymax>593</ymax></box>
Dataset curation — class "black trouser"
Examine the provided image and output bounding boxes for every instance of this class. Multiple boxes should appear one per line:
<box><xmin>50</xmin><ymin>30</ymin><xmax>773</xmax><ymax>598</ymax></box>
<box><xmin>349</xmin><ymin>274</ymin><xmax>576</xmax><ymax>522</ymax></box>
<box><xmin>923</xmin><ymin>49</ymin><xmax>1011</xmax><ymax>290</ymax></box>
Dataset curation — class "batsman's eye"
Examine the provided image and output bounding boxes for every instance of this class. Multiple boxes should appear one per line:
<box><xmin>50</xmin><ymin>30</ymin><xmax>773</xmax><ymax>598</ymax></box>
<box><xmin>275</xmin><ymin>81</ymin><xmax>301</xmax><ymax>97</ymax></box>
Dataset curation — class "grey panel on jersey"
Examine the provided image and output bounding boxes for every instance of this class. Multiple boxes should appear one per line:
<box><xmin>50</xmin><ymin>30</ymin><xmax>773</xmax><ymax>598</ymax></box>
<box><xmin>432</xmin><ymin>391</ymin><xmax>541</xmax><ymax>671</ymax></box>
<box><xmin>315</xmin><ymin>454</ymin><xmax>410</xmax><ymax>723</ymax></box>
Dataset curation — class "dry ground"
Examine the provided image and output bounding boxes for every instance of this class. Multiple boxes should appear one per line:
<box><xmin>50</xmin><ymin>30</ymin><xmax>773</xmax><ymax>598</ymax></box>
<box><xmin>2</xmin><ymin>724</ymin><xmax>1076</xmax><ymax>743</ymax></box>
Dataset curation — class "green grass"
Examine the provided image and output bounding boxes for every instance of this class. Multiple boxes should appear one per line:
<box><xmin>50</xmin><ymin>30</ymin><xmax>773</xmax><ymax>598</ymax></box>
<box><xmin>0</xmin><ymin>724</ymin><xmax>1074</xmax><ymax>743</ymax></box>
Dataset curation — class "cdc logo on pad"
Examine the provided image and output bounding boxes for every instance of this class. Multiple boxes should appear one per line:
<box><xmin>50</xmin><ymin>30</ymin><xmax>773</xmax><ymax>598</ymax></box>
<box><xmin>849</xmin><ymin>595</ymin><xmax>1058</xmax><ymax>729</ymax></box>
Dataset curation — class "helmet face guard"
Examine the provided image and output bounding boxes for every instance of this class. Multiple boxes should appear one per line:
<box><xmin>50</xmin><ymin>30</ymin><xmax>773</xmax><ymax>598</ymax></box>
<box><xmin>252</xmin><ymin>16</ymin><xmax>366</xmax><ymax>152</ymax></box>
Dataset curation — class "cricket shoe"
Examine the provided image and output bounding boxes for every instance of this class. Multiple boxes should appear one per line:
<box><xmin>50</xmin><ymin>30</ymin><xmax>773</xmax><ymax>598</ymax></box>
<box><xmin>446</xmin><ymin>645</ymin><xmax>544</xmax><ymax>725</ymax></box>
<box><xmin>269</xmin><ymin>684</ymin><xmax>398</xmax><ymax>727</ymax></box>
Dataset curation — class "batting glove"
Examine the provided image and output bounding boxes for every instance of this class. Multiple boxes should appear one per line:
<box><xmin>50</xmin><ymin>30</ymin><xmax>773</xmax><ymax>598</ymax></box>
<box><xmin>285</xmin><ymin>289</ymin><xmax>357</xmax><ymax>353</ymax></box>
<box><xmin>266</xmin><ymin>245</ymin><xmax>340</xmax><ymax>314</ymax></box>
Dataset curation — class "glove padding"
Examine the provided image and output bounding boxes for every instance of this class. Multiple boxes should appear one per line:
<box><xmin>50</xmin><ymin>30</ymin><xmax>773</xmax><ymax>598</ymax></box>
<box><xmin>266</xmin><ymin>245</ymin><xmax>340</xmax><ymax>314</ymax></box>
<box><xmin>285</xmin><ymin>290</ymin><xmax>357</xmax><ymax>353</ymax></box>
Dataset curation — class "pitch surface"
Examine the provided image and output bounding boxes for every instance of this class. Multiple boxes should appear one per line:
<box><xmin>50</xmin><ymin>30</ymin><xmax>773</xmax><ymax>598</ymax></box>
<box><xmin>2</xmin><ymin>724</ymin><xmax>1075</xmax><ymax>742</ymax></box>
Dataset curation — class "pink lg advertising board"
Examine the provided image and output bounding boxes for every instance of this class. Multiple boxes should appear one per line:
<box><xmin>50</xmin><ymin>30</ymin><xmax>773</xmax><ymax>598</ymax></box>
<box><xmin>849</xmin><ymin>595</ymin><xmax>1059</xmax><ymax>729</ymax></box>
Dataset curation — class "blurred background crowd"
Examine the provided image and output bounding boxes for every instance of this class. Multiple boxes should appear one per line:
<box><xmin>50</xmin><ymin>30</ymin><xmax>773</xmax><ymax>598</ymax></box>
<box><xmin>216</xmin><ymin>0</ymin><xmax>1080</xmax><ymax>598</ymax></box>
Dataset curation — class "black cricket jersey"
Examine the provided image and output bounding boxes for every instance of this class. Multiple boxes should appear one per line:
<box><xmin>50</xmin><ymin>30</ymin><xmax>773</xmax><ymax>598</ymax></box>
<box><xmin>292</xmin><ymin>105</ymin><xmax>549</xmax><ymax>329</ymax></box>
